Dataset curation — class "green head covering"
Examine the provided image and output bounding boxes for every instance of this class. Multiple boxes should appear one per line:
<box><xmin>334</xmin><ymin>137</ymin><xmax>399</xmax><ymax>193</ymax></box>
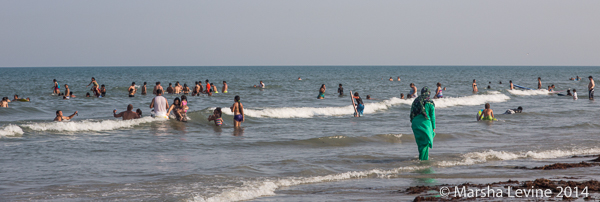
<box><xmin>410</xmin><ymin>86</ymin><xmax>435</xmax><ymax>122</ymax></box>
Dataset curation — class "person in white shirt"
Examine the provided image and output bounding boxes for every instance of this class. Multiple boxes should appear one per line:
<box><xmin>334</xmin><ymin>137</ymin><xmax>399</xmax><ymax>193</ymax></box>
<box><xmin>150</xmin><ymin>89</ymin><xmax>169</xmax><ymax>118</ymax></box>
<box><xmin>258</xmin><ymin>81</ymin><xmax>265</xmax><ymax>88</ymax></box>
<box><xmin>573</xmin><ymin>89</ymin><xmax>578</xmax><ymax>100</ymax></box>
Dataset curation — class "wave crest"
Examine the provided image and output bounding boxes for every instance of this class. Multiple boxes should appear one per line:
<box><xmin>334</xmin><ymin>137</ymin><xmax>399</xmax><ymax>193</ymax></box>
<box><xmin>21</xmin><ymin>117</ymin><xmax>162</xmax><ymax>132</ymax></box>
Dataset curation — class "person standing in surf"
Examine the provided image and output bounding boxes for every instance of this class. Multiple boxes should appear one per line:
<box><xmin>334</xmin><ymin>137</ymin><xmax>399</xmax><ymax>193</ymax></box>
<box><xmin>153</xmin><ymin>82</ymin><xmax>163</xmax><ymax>96</ymax></box>
<box><xmin>472</xmin><ymin>79</ymin><xmax>478</xmax><ymax>93</ymax></box>
<box><xmin>53</xmin><ymin>79</ymin><xmax>60</xmax><ymax>95</ymax></box>
<box><xmin>509</xmin><ymin>80</ymin><xmax>514</xmax><ymax>90</ymax></box>
<box><xmin>434</xmin><ymin>83</ymin><xmax>443</xmax><ymax>99</ymax></box>
<box><xmin>128</xmin><ymin>82</ymin><xmax>136</xmax><ymax>97</ymax></box>
<box><xmin>588</xmin><ymin>76</ymin><xmax>594</xmax><ymax>100</ymax></box>
<box><xmin>408</xmin><ymin>83</ymin><xmax>417</xmax><ymax>98</ymax></box>
<box><xmin>537</xmin><ymin>77</ymin><xmax>542</xmax><ymax>90</ymax></box>
<box><xmin>353</xmin><ymin>92</ymin><xmax>364</xmax><ymax>117</ymax></box>
<box><xmin>86</xmin><ymin>77</ymin><xmax>100</xmax><ymax>96</ymax></box>
<box><xmin>410</xmin><ymin>86</ymin><xmax>436</xmax><ymax>161</ymax></box>
<box><xmin>230</xmin><ymin>95</ymin><xmax>244</xmax><ymax>127</ymax></box>
<box><xmin>222</xmin><ymin>81</ymin><xmax>228</xmax><ymax>93</ymax></box>
<box><xmin>150</xmin><ymin>89</ymin><xmax>169</xmax><ymax>119</ymax></box>
<box><xmin>338</xmin><ymin>84</ymin><xmax>343</xmax><ymax>96</ymax></box>
<box><xmin>318</xmin><ymin>84</ymin><xmax>326</xmax><ymax>99</ymax></box>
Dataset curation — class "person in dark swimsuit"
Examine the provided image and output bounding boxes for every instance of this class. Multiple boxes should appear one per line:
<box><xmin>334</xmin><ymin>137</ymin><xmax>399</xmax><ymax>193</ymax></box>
<box><xmin>230</xmin><ymin>95</ymin><xmax>244</xmax><ymax>127</ymax></box>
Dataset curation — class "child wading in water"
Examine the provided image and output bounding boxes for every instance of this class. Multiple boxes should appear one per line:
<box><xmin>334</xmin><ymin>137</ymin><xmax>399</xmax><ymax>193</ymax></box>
<box><xmin>208</xmin><ymin>107</ymin><xmax>224</xmax><ymax>126</ymax></box>
<box><xmin>230</xmin><ymin>96</ymin><xmax>244</xmax><ymax>127</ymax></box>
<box><xmin>477</xmin><ymin>103</ymin><xmax>496</xmax><ymax>121</ymax></box>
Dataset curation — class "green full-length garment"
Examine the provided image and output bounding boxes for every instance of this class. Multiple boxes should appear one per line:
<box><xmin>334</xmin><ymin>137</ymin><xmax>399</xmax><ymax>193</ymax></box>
<box><xmin>411</xmin><ymin>102</ymin><xmax>436</xmax><ymax>160</ymax></box>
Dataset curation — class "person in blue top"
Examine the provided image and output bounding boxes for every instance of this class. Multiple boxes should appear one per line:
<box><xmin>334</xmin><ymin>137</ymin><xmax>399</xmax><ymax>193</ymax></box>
<box><xmin>353</xmin><ymin>92</ymin><xmax>364</xmax><ymax>117</ymax></box>
<box><xmin>410</xmin><ymin>86</ymin><xmax>436</xmax><ymax>160</ymax></box>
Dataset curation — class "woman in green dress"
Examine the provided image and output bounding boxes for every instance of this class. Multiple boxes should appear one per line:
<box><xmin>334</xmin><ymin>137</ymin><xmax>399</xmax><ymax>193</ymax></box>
<box><xmin>410</xmin><ymin>86</ymin><xmax>436</xmax><ymax>160</ymax></box>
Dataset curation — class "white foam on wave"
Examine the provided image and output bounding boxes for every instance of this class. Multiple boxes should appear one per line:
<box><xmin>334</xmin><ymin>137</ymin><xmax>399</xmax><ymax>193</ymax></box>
<box><xmin>190</xmin><ymin>165</ymin><xmax>427</xmax><ymax>202</ymax></box>
<box><xmin>432</xmin><ymin>91</ymin><xmax>510</xmax><ymax>108</ymax></box>
<box><xmin>438</xmin><ymin>147</ymin><xmax>600</xmax><ymax>167</ymax></box>
<box><xmin>21</xmin><ymin>116</ymin><xmax>163</xmax><ymax>132</ymax></box>
<box><xmin>223</xmin><ymin>93</ymin><xmax>509</xmax><ymax>118</ymax></box>
<box><xmin>0</xmin><ymin>125</ymin><xmax>24</xmax><ymax>137</ymax></box>
<box><xmin>507</xmin><ymin>89</ymin><xmax>550</xmax><ymax>96</ymax></box>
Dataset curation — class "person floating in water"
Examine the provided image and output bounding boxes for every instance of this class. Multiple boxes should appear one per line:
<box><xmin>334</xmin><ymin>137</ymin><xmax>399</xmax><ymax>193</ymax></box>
<box><xmin>208</xmin><ymin>107</ymin><xmax>224</xmax><ymax>126</ymax></box>
<box><xmin>222</xmin><ymin>81</ymin><xmax>228</xmax><ymax>93</ymax></box>
<box><xmin>318</xmin><ymin>84</ymin><xmax>326</xmax><ymax>99</ymax></box>
<box><xmin>128</xmin><ymin>82</ymin><xmax>136</xmax><ymax>97</ymax></box>
<box><xmin>337</xmin><ymin>84</ymin><xmax>343</xmax><ymax>96</ymax></box>
<box><xmin>472</xmin><ymin>79</ymin><xmax>478</xmax><ymax>93</ymax></box>
<box><xmin>353</xmin><ymin>92</ymin><xmax>364</xmax><ymax>117</ymax></box>
<box><xmin>478</xmin><ymin>103</ymin><xmax>495</xmax><ymax>121</ymax></box>
<box><xmin>54</xmin><ymin>110</ymin><xmax>77</xmax><ymax>122</ymax></box>
<box><xmin>113</xmin><ymin>104</ymin><xmax>141</xmax><ymax>120</ymax></box>
<box><xmin>410</xmin><ymin>86</ymin><xmax>436</xmax><ymax>161</ymax></box>
<box><xmin>434</xmin><ymin>83</ymin><xmax>443</xmax><ymax>99</ymax></box>
<box><xmin>504</xmin><ymin>106</ymin><xmax>523</xmax><ymax>114</ymax></box>
<box><xmin>230</xmin><ymin>95</ymin><xmax>244</xmax><ymax>127</ymax></box>
<box><xmin>408</xmin><ymin>83</ymin><xmax>417</xmax><ymax>98</ymax></box>
<box><xmin>588</xmin><ymin>76</ymin><xmax>594</xmax><ymax>100</ymax></box>
<box><xmin>366</xmin><ymin>95</ymin><xmax>376</xmax><ymax>100</ymax></box>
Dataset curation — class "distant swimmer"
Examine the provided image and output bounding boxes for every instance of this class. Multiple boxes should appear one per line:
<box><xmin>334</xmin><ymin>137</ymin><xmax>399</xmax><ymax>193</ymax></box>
<box><xmin>128</xmin><ymin>82</ymin><xmax>137</xmax><ymax>97</ymax></box>
<box><xmin>54</xmin><ymin>110</ymin><xmax>77</xmax><ymax>122</ymax></box>
<box><xmin>397</xmin><ymin>77</ymin><xmax>401</xmax><ymax>81</ymax></box>
<box><xmin>509</xmin><ymin>80</ymin><xmax>514</xmax><ymax>90</ymax></box>
<box><xmin>570</xmin><ymin>77</ymin><xmax>575</xmax><ymax>81</ymax></box>
<box><xmin>192</xmin><ymin>82</ymin><xmax>200</xmax><ymax>96</ymax></box>
<box><xmin>472</xmin><ymin>79</ymin><xmax>478</xmax><ymax>93</ymax></box>
<box><xmin>588</xmin><ymin>76</ymin><xmax>594</xmax><ymax>100</ymax></box>
<box><xmin>499</xmin><ymin>81</ymin><xmax>502</xmax><ymax>84</ymax></box>
<box><xmin>576</xmin><ymin>76</ymin><xmax>581</xmax><ymax>80</ymax></box>
<box><xmin>167</xmin><ymin>83</ymin><xmax>174</xmax><ymax>94</ymax></box>
<box><xmin>212</xmin><ymin>83</ymin><xmax>219</xmax><ymax>93</ymax></box>
<box><xmin>100</xmin><ymin>85</ymin><xmax>106</xmax><ymax>97</ymax></box>
<box><xmin>153</xmin><ymin>82</ymin><xmax>163</xmax><ymax>96</ymax></box>
<box><xmin>353</xmin><ymin>92</ymin><xmax>364</xmax><ymax>117</ymax></box>
<box><xmin>166</xmin><ymin>97</ymin><xmax>186</xmax><ymax>121</ymax></box>
<box><xmin>487</xmin><ymin>85</ymin><xmax>491</xmax><ymax>89</ymax></box>
<box><xmin>504</xmin><ymin>106</ymin><xmax>523</xmax><ymax>114</ymax></box>
<box><xmin>408</xmin><ymin>83</ymin><xmax>417</xmax><ymax>98</ymax></box>
<box><xmin>366</xmin><ymin>95</ymin><xmax>376</xmax><ymax>100</ymax></box>
<box><xmin>150</xmin><ymin>89</ymin><xmax>169</xmax><ymax>119</ymax></box>
<box><xmin>230</xmin><ymin>95</ymin><xmax>244</xmax><ymax>127</ymax></box>
<box><xmin>338</xmin><ymin>84</ymin><xmax>343</xmax><ymax>96</ymax></box>
<box><xmin>389</xmin><ymin>77</ymin><xmax>393</xmax><ymax>81</ymax></box>
<box><xmin>443</xmin><ymin>87</ymin><xmax>446</xmax><ymax>91</ymax></box>
<box><xmin>317</xmin><ymin>84</ymin><xmax>326</xmax><ymax>99</ymax></box>
<box><xmin>86</xmin><ymin>77</ymin><xmax>100</xmax><ymax>96</ymax></box>
<box><xmin>537</xmin><ymin>77</ymin><xmax>542</xmax><ymax>90</ymax></box>
<box><xmin>64</xmin><ymin>84</ymin><xmax>70</xmax><ymax>98</ymax></box>
<box><xmin>573</xmin><ymin>89</ymin><xmax>578</xmax><ymax>100</ymax></box>
<box><xmin>69</xmin><ymin>92</ymin><xmax>75</xmax><ymax>98</ymax></box>
<box><xmin>205</xmin><ymin>80</ymin><xmax>212</xmax><ymax>94</ymax></box>
<box><xmin>1</xmin><ymin>97</ymin><xmax>9</xmax><ymax>107</ymax></box>
<box><xmin>298</xmin><ymin>77</ymin><xmax>302</xmax><ymax>81</ymax></box>
<box><xmin>53</xmin><ymin>79</ymin><xmax>60</xmax><ymax>95</ymax></box>
<box><xmin>175</xmin><ymin>82</ymin><xmax>182</xmax><ymax>94</ymax></box>
<box><xmin>222</xmin><ymin>81</ymin><xmax>228</xmax><ymax>93</ymax></box>
<box><xmin>86</xmin><ymin>93</ymin><xmax>91</xmax><ymax>97</ymax></box>
<box><xmin>477</xmin><ymin>103</ymin><xmax>496</xmax><ymax>121</ymax></box>
<box><xmin>183</xmin><ymin>84</ymin><xmax>190</xmax><ymax>94</ymax></box>
<box><xmin>400</xmin><ymin>93</ymin><xmax>405</xmax><ymax>99</ymax></box>
<box><xmin>113</xmin><ymin>104</ymin><xmax>141</xmax><ymax>120</ymax></box>
<box><xmin>13</xmin><ymin>95</ymin><xmax>30</xmax><ymax>101</ymax></box>
<box><xmin>258</xmin><ymin>81</ymin><xmax>266</xmax><ymax>88</ymax></box>
<box><xmin>566</xmin><ymin>89</ymin><xmax>572</xmax><ymax>96</ymax></box>
<box><xmin>141</xmin><ymin>82</ymin><xmax>147</xmax><ymax>95</ymax></box>
<box><xmin>434</xmin><ymin>83</ymin><xmax>443</xmax><ymax>99</ymax></box>
<box><xmin>136</xmin><ymin>109</ymin><xmax>143</xmax><ymax>118</ymax></box>
<box><xmin>208</xmin><ymin>107</ymin><xmax>224</xmax><ymax>126</ymax></box>
<box><xmin>410</xmin><ymin>86</ymin><xmax>436</xmax><ymax>160</ymax></box>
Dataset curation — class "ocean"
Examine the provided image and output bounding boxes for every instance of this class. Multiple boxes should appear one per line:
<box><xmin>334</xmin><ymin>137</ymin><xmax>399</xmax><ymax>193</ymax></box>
<box><xmin>1</xmin><ymin>66</ymin><xmax>600</xmax><ymax>201</ymax></box>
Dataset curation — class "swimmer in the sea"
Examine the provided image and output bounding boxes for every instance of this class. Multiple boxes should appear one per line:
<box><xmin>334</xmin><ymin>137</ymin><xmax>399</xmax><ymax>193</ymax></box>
<box><xmin>141</xmin><ymin>82</ymin><xmax>147</xmax><ymax>95</ymax></box>
<box><xmin>366</xmin><ymin>95</ymin><xmax>376</xmax><ymax>100</ymax></box>
<box><xmin>408</xmin><ymin>83</ymin><xmax>417</xmax><ymax>98</ymax></box>
<box><xmin>573</xmin><ymin>89</ymin><xmax>578</xmax><ymax>100</ymax></box>
<box><xmin>258</xmin><ymin>81</ymin><xmax>265</xmax><ymax>88</ymax></box>
<box><xmin>389</xmin><ymin>77</ymin><xmax>393</xmax><ymax>81</ymax></box>
<box><xmin>298</xmin><ymin>77</ymin><xmax>302</xmax><ymax>80</ymax></box>
<box><xmin>317</xmin><ymin>84</ymin><xmax>326</xmax><ymax>99</ymax></box>
<box><xmin>212</xmin><ymin>83</ymin><xmax>218</xmax><ymax>93</ymax></box>
<box><xmin>53</xmin><ymin>79</ymin><xmax>60</xmax><ymax>95</ymax></box>
<box><xmin>153</xmin><ymin>82</ymin><xmax>163</xmax><ymax>95</ymax></box>
<box><xmin>230</xmin><ymin>95</ymin><xmax>244</xmax><ymax>127</ymax></box>
<box><xmin>537</xmin><ymin>77</ymin><xmax>542</xmax><ymax>90</ymax></box>
<box><xmin>183</xmin><ymin>84</ymin><xmax>190</xmax><ymax>94</ymax></box>
<box><xmin>566</xmin><ymin>89</ymin><xmax>572</xmax><ymax>96</ymax></box>
<box><xmin>136</xmin><ymin>109</ymin><xmax>142</xmax><ymax>118</ymax></box>
<box><xmin>400</xmin><ymin>93</ymin><xmax>405</xmax><ymax>99</ymax></box>
<box><xmin>504</xmin><ymin>106</ymin><xmax>523</xmax><ymax>114</ymax></box>
<box><xmin>509</xmin><ymin>80</ymin><xmax>514</xmax><ymax>90</ymax></box>
<box><xmin>167</xmin><ymin>83</ymin><xmax>174</xmax><ymax>94</ymax></box>
<box><xmin>353</xmin><ymin>92</ymin><xmax>364</xmax><ymax>117</ymax></box>
<box><xmin>113</xmin><ymin>104</ymin><xmax>140</xmax><ymax>120</ymax></box>
<box><xmin>128</xmin><ymin>82</ymin><xmax>137</xmax><ymax>97</ymax></box>
<box><xmin>588</xmin><ymin>76</ymin><xmax>594</xmax><ymax>100</ymax></box>
<box><xmin>64</xmin><ymin>84</ymin><xmax>70</xmax><ymax>98</ymax></box>
<box><xmin>472</xmin><ymin>79</ymin><xmax>478</xmax><ymax>93</ymax></box>
<box><xmin>338</xmin><ymin>84</ymin><xmax>343</xmax><ymax>96</ymax></box>
<box><xmin>54</xmin><ymin>110</ymin><xmax>78</xmax><ymax>122</ymax></box>
<box><xmin>397</xmin><ymin>77</ymin><xmax>401</xmax><ymax>81</ymax></box>
<box><xmin>69</xmin><ymin>92</ymin><xmax>75</xmax><ymax>98</ymax></box>
<box><xmin>1</xmin><ymin>97</ymin><xmax>9</xmax><ymax>107</ymax></box>
<box><xmin>86</xmin><ymin>77</ymin><xmax>100</xmax><ymax>96</ymax></box>
<box><xmin>434</xmin><ymin>83</ymin><xmax>443</xmax><ymax>99</ymax></box>
<box><xmin>100</xmin><ymin>85</ymin><xmax>106</xmax><ymax>97</ymax></box>
<box><xmin>208</xmin><ymin>107</ymin><xmax>224</xmax><ymax>126</ymax></box>
<box><xmin>477</xmin><ymin>103</ymin><xmax>494</xmax><ymax>121</ymax></box>
<box><xmin>222</xmin><ymin>81</ymin><xmax>228</xmax><ymax>93</ymax></box>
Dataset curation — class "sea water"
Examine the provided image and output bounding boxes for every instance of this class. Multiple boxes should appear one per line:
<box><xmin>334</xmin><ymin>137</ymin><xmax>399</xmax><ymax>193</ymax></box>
<box><xmin>1</xmin><ymin>66</ymin><xmax>599</xmax><ymax>201</ymax></box>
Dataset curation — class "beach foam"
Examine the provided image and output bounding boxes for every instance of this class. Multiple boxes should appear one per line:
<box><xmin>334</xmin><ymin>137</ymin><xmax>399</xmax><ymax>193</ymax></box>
<box><xmin>507</xmin><ymin>89</ymin><xmax>550</xmax><ymax>96</ymax></box>
<box><xmin>438</xmin><ymin>147</ymin><xmax>600</xmax><ymax>167</ymax></box>
<box><xmin>21</xmin><ymin>117</ymin><xmax>162</xmax><ymax>132</ymax></box>
<box><xmin>224</xmin><ymin>93</ymin><xmax>509</xmax><ymax>118</ymax></box>
<box><xmin>0</xmin><ymin>124</ymin><xmax>24</xmax><ymax>137</ymax></box>
<box><xmin>190</xmin><ymin>165</ymin><xmax>427</xmax><ymax>202</ymax></box>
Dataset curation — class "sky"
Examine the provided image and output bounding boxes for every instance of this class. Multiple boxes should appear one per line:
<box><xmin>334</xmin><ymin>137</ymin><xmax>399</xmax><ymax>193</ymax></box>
<box><xmin>1</xmin><ymin>0</ymin><xmax>599</xmax><ymax>67</ymax></box>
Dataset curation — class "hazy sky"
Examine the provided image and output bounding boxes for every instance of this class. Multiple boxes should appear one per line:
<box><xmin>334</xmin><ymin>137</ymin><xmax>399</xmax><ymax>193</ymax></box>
<box><xmin>1</xmin><ymin>0</ymin><xmax>599</xmax><ymax>67</ymax></box>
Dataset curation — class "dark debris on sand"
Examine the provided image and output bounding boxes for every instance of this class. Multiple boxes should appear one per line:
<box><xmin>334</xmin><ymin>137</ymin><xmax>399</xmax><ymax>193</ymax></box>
<box><xmin>516</xmin><ymin>161</ymin><xmax>600</xmax><ymax>170</ymax></box>
<box><xmin>403</xmin><ymin>178</ymin><xmax>600</xmax><ymax>201</ymax></box>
